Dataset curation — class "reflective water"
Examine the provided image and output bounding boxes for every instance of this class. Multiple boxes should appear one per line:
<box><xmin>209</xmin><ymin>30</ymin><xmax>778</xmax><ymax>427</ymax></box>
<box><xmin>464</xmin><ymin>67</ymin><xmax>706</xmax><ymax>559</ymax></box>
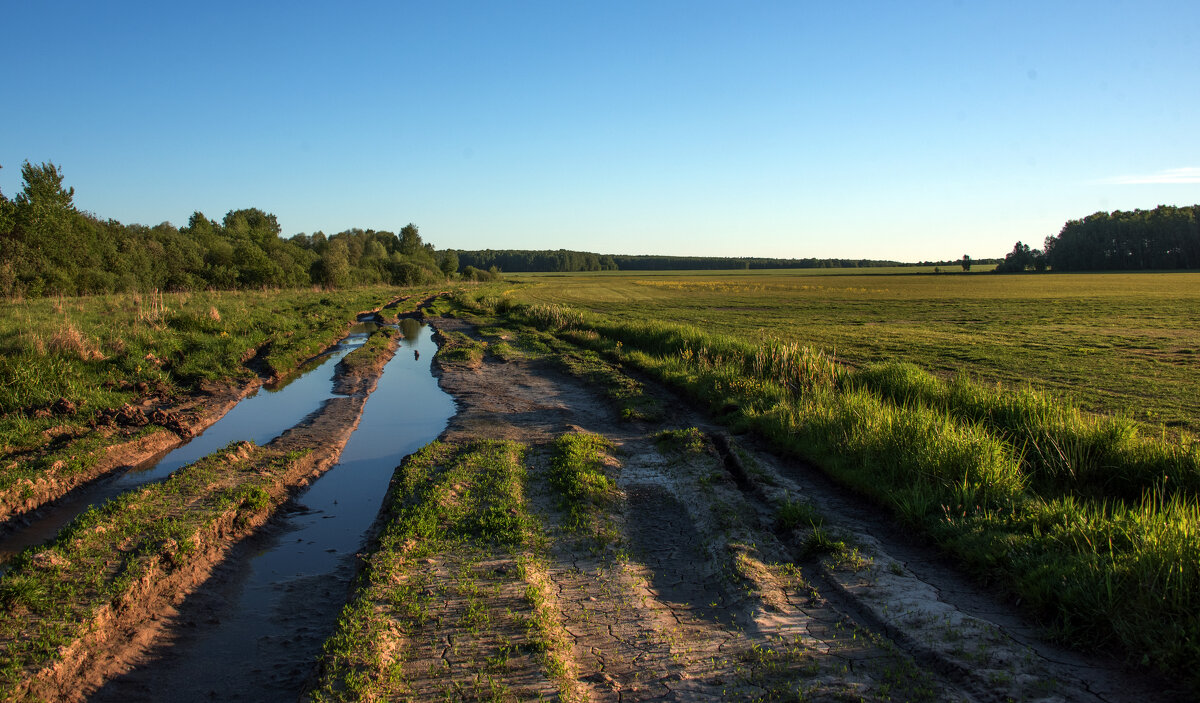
<box><xmin>0</xmin><ymin>325</ymin><xmax>377</xmax><ymax>563</ymax></box>
<box><xmin>94</xmin><ymin>321</ymin><xmax>456</xmax><ymax>701</ymax></box>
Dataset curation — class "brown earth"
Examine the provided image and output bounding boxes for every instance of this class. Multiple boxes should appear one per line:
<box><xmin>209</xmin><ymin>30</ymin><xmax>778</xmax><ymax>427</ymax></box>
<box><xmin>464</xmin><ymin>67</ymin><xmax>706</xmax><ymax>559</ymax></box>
<box><xmin>12</xmin><ymin>330</ymin><xmax>403</xmax><ymax>702</ymax></box>
<box><xmin>0</xmin><ymin>381</ymin><xmax>260</xmax><ymax>527</ymax></box>
<box><xmin>0</xmin><ymin>296</ymin><xmax>419</xmax><ymax>535</ymax></box>
<box><xmin>419</xmin><ymin>316</ymin><xmax>1184</xmax><ymax>702</ymax></box>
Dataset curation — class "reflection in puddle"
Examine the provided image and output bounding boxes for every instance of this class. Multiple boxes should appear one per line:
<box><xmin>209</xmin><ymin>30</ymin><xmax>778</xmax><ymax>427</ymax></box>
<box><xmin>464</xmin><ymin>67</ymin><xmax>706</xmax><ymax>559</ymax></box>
<box><xmin>95</xmin><ymin>322</ymin><xmax>456</xmax><ymax>701</ymax></box>
<box><xmin>0</xmin><ymin>327</ymin><xmax>373</xmax><ymax>563</ymax></box>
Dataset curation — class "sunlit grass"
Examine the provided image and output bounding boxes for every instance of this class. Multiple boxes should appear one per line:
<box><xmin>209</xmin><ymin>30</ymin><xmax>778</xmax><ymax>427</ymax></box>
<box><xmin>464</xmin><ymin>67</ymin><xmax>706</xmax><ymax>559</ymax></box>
<box><xmin>508</xmin><ymin>270</ymin><xmax>1200</xmax><ymax>432</ymax></box>
<box><xmin>0</xmin><ymin>286</ymin><xmax>431</xmax><ymax>500</ymax></box>
<box><xmin>454</xmin><ymin>285</ymin><xmax>1200</xmax><ymax>685</ymax></box>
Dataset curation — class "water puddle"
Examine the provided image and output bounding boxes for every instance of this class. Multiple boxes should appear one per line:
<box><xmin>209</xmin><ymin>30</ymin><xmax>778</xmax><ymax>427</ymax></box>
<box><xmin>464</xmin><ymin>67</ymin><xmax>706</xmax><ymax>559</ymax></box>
<box><xmin>0</xmin><ymin>324</ymin><xmax>379</xmax><ymax>563</ymax></box>
<box><xmin>94</xmin><ymin>321</ymin><xmax>456</xmax><ymax>701</ymax></box>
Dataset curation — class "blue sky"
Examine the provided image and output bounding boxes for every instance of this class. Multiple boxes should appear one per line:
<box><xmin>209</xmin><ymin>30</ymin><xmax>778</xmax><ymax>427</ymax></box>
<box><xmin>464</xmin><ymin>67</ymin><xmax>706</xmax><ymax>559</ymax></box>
<box><xmin>3</xmin><ymin>1</ymin><xmax>1197</xmax><ymax>261</ymax></box>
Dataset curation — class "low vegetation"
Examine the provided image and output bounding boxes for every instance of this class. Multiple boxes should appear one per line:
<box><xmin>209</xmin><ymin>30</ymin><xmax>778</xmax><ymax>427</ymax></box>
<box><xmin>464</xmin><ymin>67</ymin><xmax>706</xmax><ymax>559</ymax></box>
<box><xmin>309</xmin><ymin>440</ymin><xmax>572</xmax><ymax>701</ymax></box>
<box><xmin>546</xmin><ymin>432</ymin><xmax>620</xmax><ymax>543</ymax></box>
<box><xmin>511</xmin><ymin>270</ymin><xmax>1200</xmax><ymax>431</ymax></box>
<box><xmin>0</xmin><ymin>441</ymin><xmax>301</xmax><ymax>698</ymax></box>
<box><xmin>455</xmin><ymin>281</ymin><xmax>1200</xmax><ymax>684</ymax></box>
<box><xmin>0</xmin><ymin>287</ymin><xmax>416</xmax><ymax>512</ymax></box>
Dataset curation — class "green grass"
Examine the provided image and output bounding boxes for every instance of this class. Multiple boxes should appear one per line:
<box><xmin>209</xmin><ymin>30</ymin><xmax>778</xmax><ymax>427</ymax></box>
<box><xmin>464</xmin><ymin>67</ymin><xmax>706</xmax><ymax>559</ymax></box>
<box><xmin>337</xmin><ymin>326</ymin><xmax>397</xmax><ymax>373</ymax></box>
<box><xmin>654</xmin><ymin>426</ymin><xmax>709</xmax><ymax>455</ymax></box>
<box><xmin>546</xmin><ymin>431</ymin><xmax>619</xmax><ymax>543</ymax></box>
<box><xmin>449</xmin><ymin>284</ymin><xmax>1200</xmax><ymax>687</ymax></box>
<box><xmin>310</xmin><ymin>440</ymin><xmax>573</xmax><ymax>701</ymax></box>
<box><xmin>508</xmin><ymin>270</ymin><xmax>1200</xmax><ymax>432</ymax></box>
<box><xmin>435</xmin><ymin>329</ymin><xmax>487</xmax><ymax>364</ymax></box>
<box><xmin>0</xmin><ymin>286</ymin><xmax>437</xmax><ymax>506</ymax></box>
<box><xmin>0</xmin><ymin>441</ymin><xmax>305</xmax><ymax>698</ymax></box>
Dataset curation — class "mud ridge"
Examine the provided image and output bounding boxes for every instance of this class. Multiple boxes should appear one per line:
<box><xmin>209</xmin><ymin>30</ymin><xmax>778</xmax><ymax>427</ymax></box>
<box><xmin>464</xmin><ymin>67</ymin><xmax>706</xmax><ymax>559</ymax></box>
<box><xmin>0</xmin><ymin>381</ymin><xmax>259</xmax><ymax>529</ymax></box>
<box><xmin>415</xmin><ymin>316</ymin><xmax>1183</xmax><ymax>702</ymax></box>
<box><xmin>12</xmin><ymin>331</ymin><xmax>404</xmax><ymax>702</ymax></box>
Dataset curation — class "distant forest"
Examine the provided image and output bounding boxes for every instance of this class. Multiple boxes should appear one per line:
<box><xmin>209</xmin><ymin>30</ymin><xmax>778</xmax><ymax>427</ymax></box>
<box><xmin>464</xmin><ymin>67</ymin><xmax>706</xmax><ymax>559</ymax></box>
<box><xmin>0</xmin><ymin>162</ymin><xmax>460</xmax><ymax>297</ymax></box>
<box><xmin>6</xmin><ymin>161</ymin><xmax>1196</xmax><ymax>298</ymax></box>
<box><xmin>997</xmin><ymin>205</ymin><xmax>1200</xmax><ymax>272</ymax></box>
<box><xmin>454</xmin><ymin>250</ymin><xmax>966</xmax><ymax>273</ymax></box>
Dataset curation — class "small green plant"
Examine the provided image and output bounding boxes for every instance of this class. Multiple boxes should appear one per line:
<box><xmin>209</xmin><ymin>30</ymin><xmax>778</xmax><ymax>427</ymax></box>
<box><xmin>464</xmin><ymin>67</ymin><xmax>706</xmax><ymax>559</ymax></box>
<box><xmin>546</xmin><ymin>431</ymin><xmax>620</xmax><ymax>544</ymax></box>
<box><xmin>654</xmin><ymin>427</ymin><xmax>708</xmax><ymax>455</ymax></box>
<box><xmin>777</xmin><ymin>498</ymin><xmax>824</xmax><ymax>531</ymax></box>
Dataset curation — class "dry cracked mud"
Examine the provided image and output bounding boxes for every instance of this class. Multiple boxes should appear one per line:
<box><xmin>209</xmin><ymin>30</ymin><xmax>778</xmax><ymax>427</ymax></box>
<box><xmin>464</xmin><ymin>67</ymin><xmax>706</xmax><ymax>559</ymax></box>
<box><xmin>420</xmin><ymin>316</ymin><xmax>1183</xmax><ymax>702</ymax></box>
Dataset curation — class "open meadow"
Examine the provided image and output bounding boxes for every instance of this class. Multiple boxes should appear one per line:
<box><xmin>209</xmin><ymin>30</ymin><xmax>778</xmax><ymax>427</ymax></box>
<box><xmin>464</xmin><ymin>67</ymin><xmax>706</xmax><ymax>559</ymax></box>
<box><xmin>452</xmin><ymin>269</ymin><xmax>1200</xmax><ymax>688</ymax></box>
<box><xmin>511</xmin><ymin>269</ymin><xmax>1200</xmax><ymax>432</ymax></box>
<box><xmin>1</xmin><ymin>274</ymin><xmax>1197</xmax><ymax>700</ymax></box>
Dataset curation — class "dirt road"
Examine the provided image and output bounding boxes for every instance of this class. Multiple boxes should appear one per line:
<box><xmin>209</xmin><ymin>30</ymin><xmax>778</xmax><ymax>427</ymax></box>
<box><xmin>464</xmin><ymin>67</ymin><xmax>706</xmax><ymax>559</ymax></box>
<box><xmin>391</xmin><ymin>316</ymin><xmax>1179</xmax><ymax>702</ymax></box>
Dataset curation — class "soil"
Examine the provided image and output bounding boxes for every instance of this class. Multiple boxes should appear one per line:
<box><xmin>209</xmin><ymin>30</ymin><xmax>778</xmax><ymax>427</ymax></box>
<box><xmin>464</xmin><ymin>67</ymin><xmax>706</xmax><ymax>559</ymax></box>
<box><xmin>0</xmin><ymin>380</ymin><xmax>260</xmax><ymax>528</ymax></box>
<box><xmin>421</xmin><ymin>316</ymin><xmax>1185</xmax><ymax>702</ymax></box>
<box><xmin>15</xmin><ymin>330</ymin><xmax>403</xmax><ymax>702</ymax></box>
<box><xmin>14</xmin><ymin>309</ymin><xmax>1187</xmax><ymax>701</ymax></box>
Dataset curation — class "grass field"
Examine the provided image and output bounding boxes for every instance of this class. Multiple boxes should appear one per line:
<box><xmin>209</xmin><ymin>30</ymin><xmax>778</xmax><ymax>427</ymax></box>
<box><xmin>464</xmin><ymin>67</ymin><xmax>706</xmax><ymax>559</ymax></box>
<box><xmin>455</xmin><ymin>270</ymin><xmax>1200</xmax><ymax>684</ymax></box>
<box><xmin>509</xmin><ymin>269</ymin><xmax>1200</xmax><ymax>432</ymax></box>
<box><xmin>2</xmin><ymin>271</ymin><xmax>1198</xmax><ymax>691</ymax></box>
<box><xmin>0</xmin><ymin>287</ymin><xmax>427</xmax><ymax>512</ymax></box>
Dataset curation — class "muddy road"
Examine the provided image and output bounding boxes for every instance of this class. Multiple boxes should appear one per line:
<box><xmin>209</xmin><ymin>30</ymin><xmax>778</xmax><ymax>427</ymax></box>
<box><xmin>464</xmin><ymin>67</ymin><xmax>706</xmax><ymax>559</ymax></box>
<box><xmin>3</xmin><ymin>308</ymin><xmax>1185</xmax><ymax>701</ymax></box>
<box><xmin>357</xmin><ymin>316</ymin><xmax>1180</xmax><ymax>702</ymax></box>
<box><xmin>87</xmin><ymin>322</ymin><xmax>454</xmax><ymax>702</ymax></box>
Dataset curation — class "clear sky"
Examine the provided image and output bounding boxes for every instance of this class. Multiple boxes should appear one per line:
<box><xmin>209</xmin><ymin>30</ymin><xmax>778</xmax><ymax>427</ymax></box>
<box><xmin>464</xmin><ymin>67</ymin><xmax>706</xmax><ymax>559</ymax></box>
<box><xmin>2</xmin><ymin>1</ymin><xmax>1197</xmax><ymax>261</ymax></box>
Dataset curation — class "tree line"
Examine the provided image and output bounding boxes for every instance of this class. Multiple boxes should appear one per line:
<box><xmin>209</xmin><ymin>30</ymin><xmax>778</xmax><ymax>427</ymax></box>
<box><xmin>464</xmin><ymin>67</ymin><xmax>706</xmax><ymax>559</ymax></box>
<box><xmin>453</xmin><ymin>249</ymin><xmax>967</xmax><ymax>273</ymax></box>
<box><xmin>996</xmin><ymin>205</ymin><xmax>1200</xmax><ymax>272</ymax></box>
<box><xmin>0</xmin><ymin>162</ymin><xmax>455</xmax><ymax>297</ymax></box>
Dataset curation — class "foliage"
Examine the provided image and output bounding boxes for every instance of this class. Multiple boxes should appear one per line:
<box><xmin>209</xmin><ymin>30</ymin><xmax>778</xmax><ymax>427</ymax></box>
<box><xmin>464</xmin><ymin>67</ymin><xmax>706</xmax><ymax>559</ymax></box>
<box><xmin>0</xmin><ymin>161</ymin><xmax>453</xmax><ymax>297</ymax></box>
<box><xmin>454</xmin><ymin>248</ymin><xmax>987</xmax><ymax>273</ymax></box>
<box><xmin>994</xmin><ymin>241</ymin><xmax>1046</xmax><ymax>272</ymax></box>
<box><xmin>999</xmin><ymin>204</ymin><xmax>1200</xmax><ymax>272</ymax></box>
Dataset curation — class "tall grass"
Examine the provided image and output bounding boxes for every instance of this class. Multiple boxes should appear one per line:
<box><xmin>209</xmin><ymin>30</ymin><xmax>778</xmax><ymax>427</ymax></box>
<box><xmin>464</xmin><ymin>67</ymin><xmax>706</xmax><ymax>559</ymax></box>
<box><xmin>846</xmin><ymin>362</ymin><xmax>1200</xmax><ymax>500</ymax></box>
<box><xmin>459</xmin><ymin>291</ymin><xmax>1200</xmax><ymax>684</ymax></box>
<box><xmin>0</xmin><ymin>286</ymin><xmax>424</xmax><ymax>492</ymax></box>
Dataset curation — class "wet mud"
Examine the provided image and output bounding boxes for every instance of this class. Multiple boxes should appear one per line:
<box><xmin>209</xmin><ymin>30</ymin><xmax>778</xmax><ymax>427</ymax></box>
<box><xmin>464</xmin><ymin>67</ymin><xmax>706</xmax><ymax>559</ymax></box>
<box><xmin>412</xmin><ymin>316</ymin><xmax>1185</xmax><ymax>702</ymax></box>
<box><xmin>92</xmin><ymin>322</ymin><xmax>455</xmax><ymax>702</ymax></box>
<box><xmin>0</xmin><ymin>326</ymin><xmax>378</xmax><ymax>564</ymax></box>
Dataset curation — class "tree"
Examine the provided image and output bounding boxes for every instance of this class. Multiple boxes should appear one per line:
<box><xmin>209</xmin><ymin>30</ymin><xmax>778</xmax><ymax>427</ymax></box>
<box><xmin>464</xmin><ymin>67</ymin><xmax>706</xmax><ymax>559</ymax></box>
<box><xmin>995</xmin><ymin>241</ymin><xmax>1043</xmax><ymax>272</ymax></box>
<box><xmin>0</xmin><ymin>165</ymin><xmax>14</xmax><ymax>236</ymax></box>
<box><xmin>437</xmin><ymin>249</ymin><xmax>459</xmax><ymax>277</ymax></box>
<box><xmin>313</xmin><ymin>237</ymin><xmax>351</xmax><ymax>288</ymax></box>
<box><xmin>223</xmin><ymin>208</ymin><xmax>281</xmax><ymax>245</ymax></box>
<box><xmin>13</xmin><ymin>161</ymin><xmax>78</xmax><ymax>247</ymax></box>
<box><xmin>961</xmin><ymin>254</ymin><xmax>971</xmax><ymax>271</ymax></box>
<box><xmin>399</xmin><ymin>223</ymin><xmax>422</xmax><ymax>256</ymax></box>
